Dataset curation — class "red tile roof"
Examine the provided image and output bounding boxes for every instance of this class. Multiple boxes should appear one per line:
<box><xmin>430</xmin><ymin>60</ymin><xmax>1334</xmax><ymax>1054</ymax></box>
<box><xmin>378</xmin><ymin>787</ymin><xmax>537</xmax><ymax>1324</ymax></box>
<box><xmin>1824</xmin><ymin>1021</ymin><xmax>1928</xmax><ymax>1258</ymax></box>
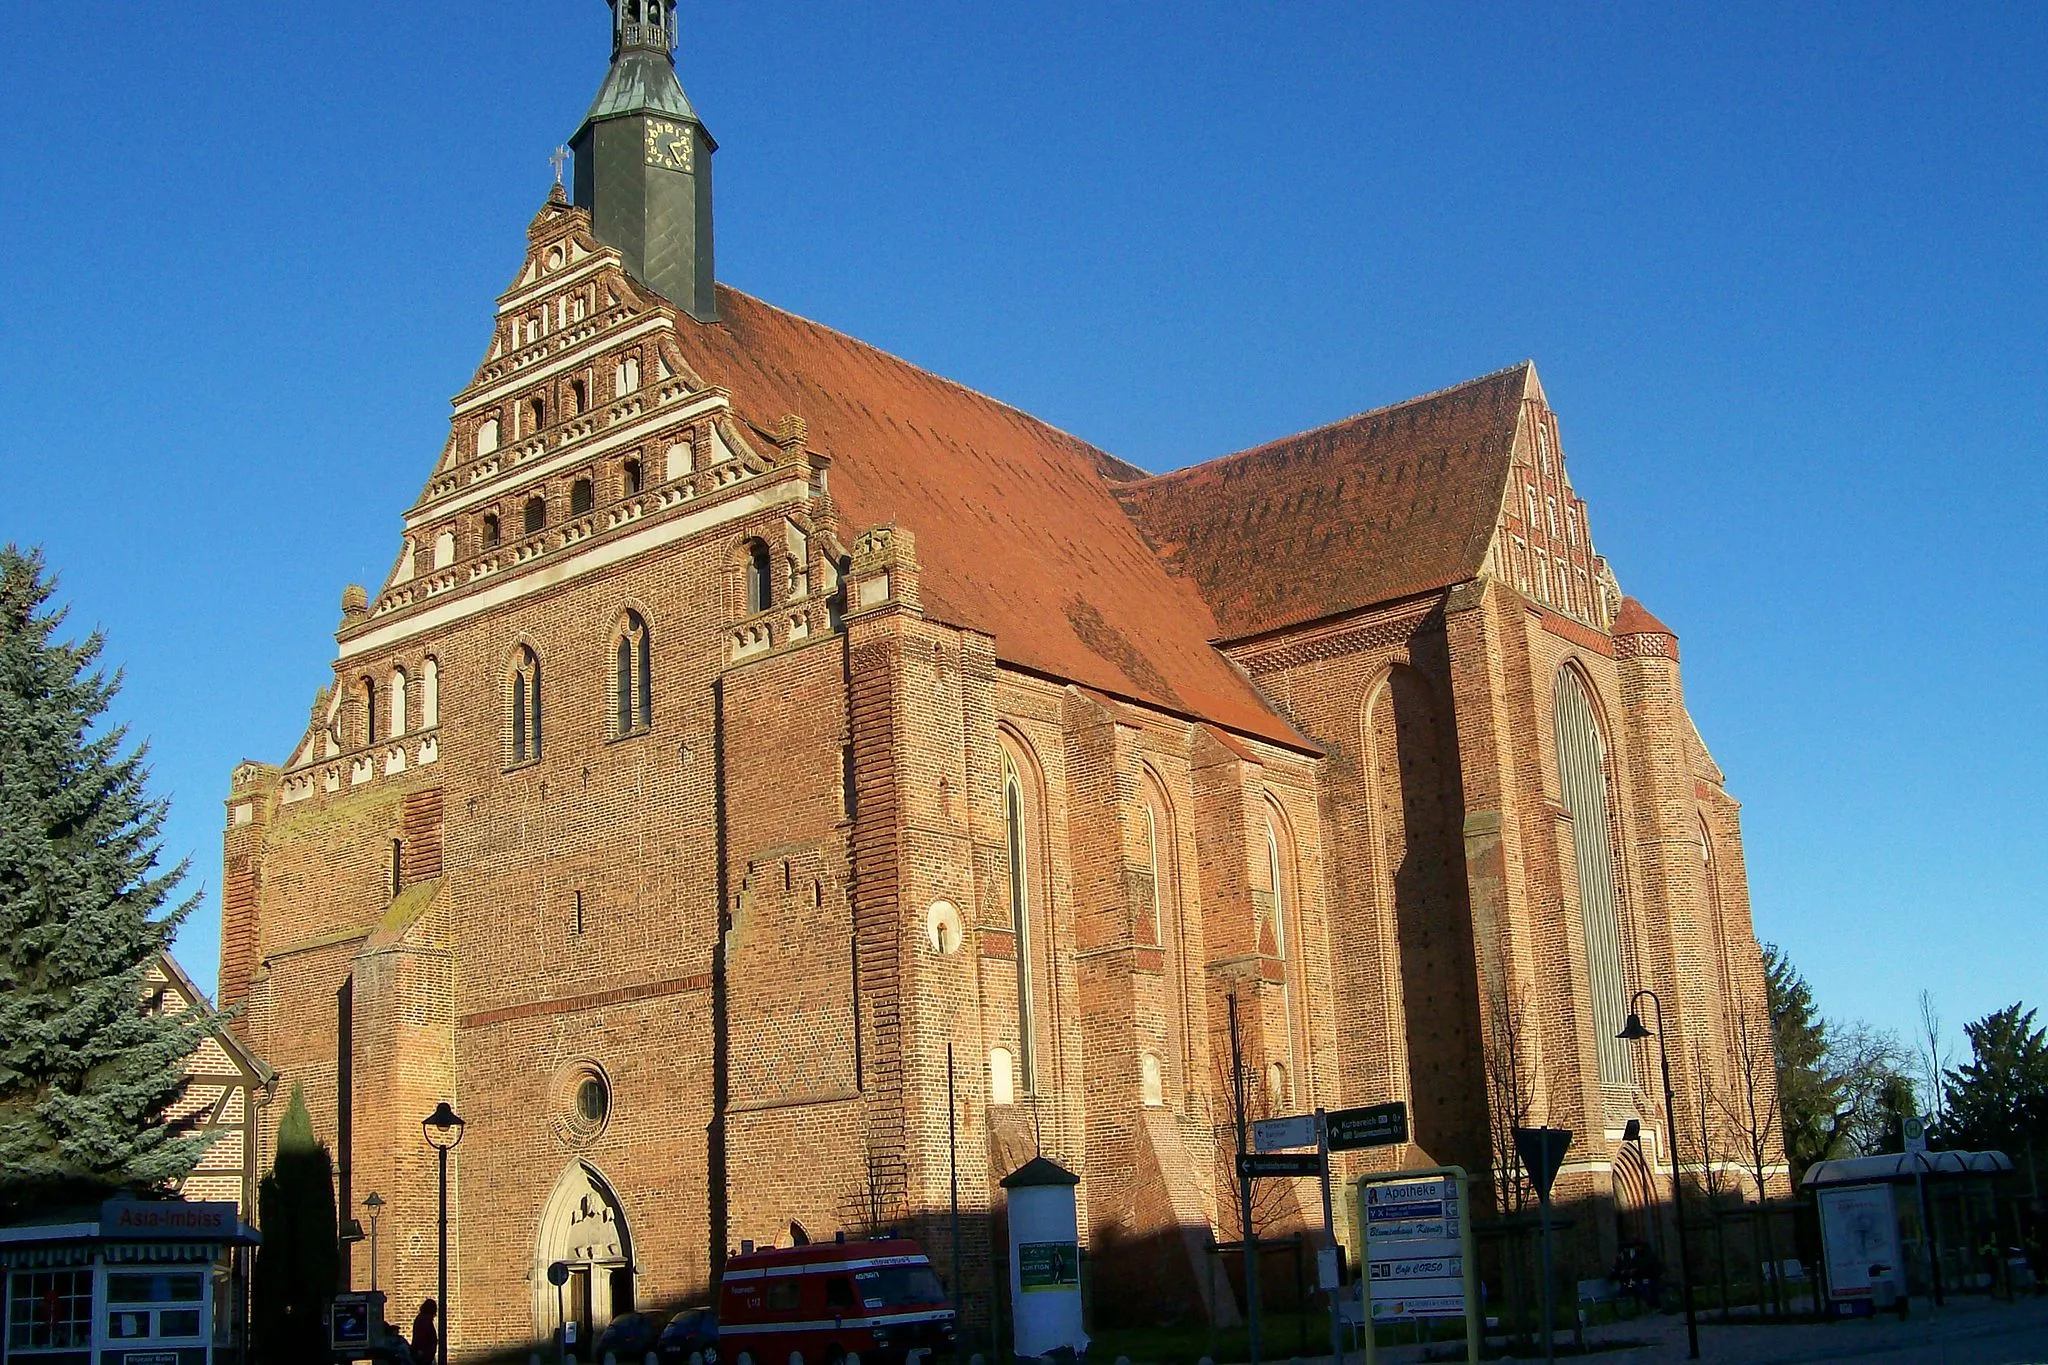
<box><xmin>1612</xmin><ymin>596</ymin><xmax>1675</xmax><ymax>638</ymax></box>
<box><xmin>1112</xmin><ymin>364</ymin><xmax>1535</xmax><ymax>641</ymax></box>
<box><xmin>671</xmin><ymin>286</ymin><xmax>1309</xmax><ymax>749</ymax></box>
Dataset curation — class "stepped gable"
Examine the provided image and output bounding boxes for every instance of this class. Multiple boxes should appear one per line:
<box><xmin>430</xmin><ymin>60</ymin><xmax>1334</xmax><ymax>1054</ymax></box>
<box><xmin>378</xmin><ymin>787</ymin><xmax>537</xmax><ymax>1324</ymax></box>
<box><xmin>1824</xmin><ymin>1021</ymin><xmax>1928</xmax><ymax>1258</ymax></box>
<box><xmin>668</xmin><ymin>284</ymin><xmax>1309</xmax><ymax>750</ymax></box>
<box><xmin>1113</xmin><ymin>362</ymin><xmax>1535</xmax><ymax>642</ymax></box>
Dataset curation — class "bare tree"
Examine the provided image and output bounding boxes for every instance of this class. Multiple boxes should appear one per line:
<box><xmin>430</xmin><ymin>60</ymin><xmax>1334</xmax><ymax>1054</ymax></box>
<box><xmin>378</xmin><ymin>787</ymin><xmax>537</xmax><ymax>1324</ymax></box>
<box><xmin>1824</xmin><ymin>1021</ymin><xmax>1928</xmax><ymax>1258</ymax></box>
<box><xmin>1483</xmin><ymin>979</ymin><xmax>1536</xmax><ymax>1216</ymax></box>
<box><xmin>1721</xmin><ymin>1002</ymin><xmax>1785</xmax><ymax>1310</ymax></box>
<box><xmin>1917</xmin><ymin>990</ymin><xmax>1950</xmax><ymax>1130</ymax></box>
<box><xmin>1828</xmin><ymin>1022</ymin><xmax>1919</xmax><ymax>1156</ymax></box>
<box><xmin>1689</xmin><ymin>1040</ymin><xmax>1732</xmax><ymax>1205</ymax></box>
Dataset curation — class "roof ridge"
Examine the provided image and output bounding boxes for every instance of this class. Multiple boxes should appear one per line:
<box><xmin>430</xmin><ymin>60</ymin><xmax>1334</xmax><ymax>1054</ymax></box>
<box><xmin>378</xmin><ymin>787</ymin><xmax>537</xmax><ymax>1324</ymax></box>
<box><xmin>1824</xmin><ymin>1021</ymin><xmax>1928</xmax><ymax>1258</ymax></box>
<box><xmin>713</xmin><ymin>283</ymin><xmax>1120</xmax><ymax>464</ymax></box>
<box><xmin>1130</xmin><ymin>359</ymin><xmax>1534</xmax><ymax>487</ymax></box>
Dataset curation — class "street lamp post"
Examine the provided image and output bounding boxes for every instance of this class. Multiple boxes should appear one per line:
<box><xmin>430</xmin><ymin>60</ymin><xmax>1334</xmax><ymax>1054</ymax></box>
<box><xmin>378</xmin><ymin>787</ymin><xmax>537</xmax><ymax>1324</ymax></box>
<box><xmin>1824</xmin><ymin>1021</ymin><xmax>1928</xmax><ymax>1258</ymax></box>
<box><xmin>423</xmin><ymin>1103</ymin><xmax>466</xmax><ymax>1365</ymax></box>
<box><xmin>1620</xmin><ymin>991</ymin><xmax>1701</xmax><ymax>1360</ymax></box>
<box><xmin>363</xmin><ymin>1192</ymin><xmax>385</xmax><ymax>1292</ymax></box>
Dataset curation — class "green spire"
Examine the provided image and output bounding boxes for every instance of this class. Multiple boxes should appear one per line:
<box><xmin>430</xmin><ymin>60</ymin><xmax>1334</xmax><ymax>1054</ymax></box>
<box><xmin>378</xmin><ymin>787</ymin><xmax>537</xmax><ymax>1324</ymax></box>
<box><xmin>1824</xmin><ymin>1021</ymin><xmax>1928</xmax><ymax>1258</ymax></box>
<box><xmin>570</xmin><ymin>0</ymin><xmax>718</xmax><ymax>322</ymax></box>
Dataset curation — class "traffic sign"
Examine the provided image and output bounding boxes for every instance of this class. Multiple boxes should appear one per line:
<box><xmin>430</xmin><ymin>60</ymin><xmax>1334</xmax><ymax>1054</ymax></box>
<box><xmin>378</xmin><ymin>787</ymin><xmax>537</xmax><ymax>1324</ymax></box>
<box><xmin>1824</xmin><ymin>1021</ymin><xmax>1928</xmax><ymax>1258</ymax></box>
<box><xmin>1903</xmin><ymin>1114</ymin><xmax>1929</xmax><ymax>1156</ymax></box>
<box><xmin>1238</xmin><ymin>1151</ymin><xmax>1324</xmax><ymax>1179</ymax></box>
<box><xmin>1326</xmin><ymin>1101</ymin><xmax>1408</xmax><ymax>1151</ymax></box>
<box><xmin>1253</xmin><ymin>1112</ymin><xmax>1319</xmax><ymax>1152</ymax></box>
<box><xmin>1513</xmin><ymin>1126</ymin><xmax>1573</xmax><ymax>1202</ymax></box>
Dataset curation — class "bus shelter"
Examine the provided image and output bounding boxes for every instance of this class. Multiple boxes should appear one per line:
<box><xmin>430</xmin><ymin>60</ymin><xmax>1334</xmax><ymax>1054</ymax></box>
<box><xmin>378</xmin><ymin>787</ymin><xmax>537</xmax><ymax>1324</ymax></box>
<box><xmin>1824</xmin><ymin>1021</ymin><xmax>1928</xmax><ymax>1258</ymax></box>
<box><xmin>0</xmin><ymin>1198</ymin><xmax>259</xmax><ymax>1365</ymax></box>
<box><xmin>1804</xmin><ymin>1150</ymin><xmax>2013</xmax><ymax>1311</ymax></box>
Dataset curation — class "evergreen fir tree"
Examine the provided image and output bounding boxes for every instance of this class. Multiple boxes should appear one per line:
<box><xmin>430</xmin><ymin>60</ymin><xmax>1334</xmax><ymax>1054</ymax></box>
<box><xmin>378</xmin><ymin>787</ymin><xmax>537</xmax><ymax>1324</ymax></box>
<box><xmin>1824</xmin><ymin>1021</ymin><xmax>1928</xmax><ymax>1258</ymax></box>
<box><xmin>1762</xmin><ymin>942</ymin><xmax>1836</xmax><ymax>1179</ymax></box>
<box><xmin>252</xmin><ymin>1085</ymin><xmax>340</xmax><ymax>1361</ymax></box>
<box><xmin>1944</xmin><ymin>1004</ymin><xmax>2048</xmax><ymax>1166</ymax></box>
<box><xmin>0</xmin><ymin>545</ymin><xmax>212</xmax><ymax>1217</ymax></box>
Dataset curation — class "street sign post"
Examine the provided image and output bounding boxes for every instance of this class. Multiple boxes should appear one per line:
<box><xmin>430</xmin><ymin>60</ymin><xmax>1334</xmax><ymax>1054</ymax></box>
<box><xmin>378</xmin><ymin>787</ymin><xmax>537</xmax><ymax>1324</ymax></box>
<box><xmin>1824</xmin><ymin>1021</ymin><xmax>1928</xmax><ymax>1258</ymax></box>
<box><xmin>1513</xmin><ymin>1127</ymin><xmax>1573</xmax><ymax>1365</ymax></box>
<box><xmin>1903</xmin><ymin>1114</ymin><xmax>1929</xmax><ymax>1157</ymax></box>
<box><xmin>1253</xmin><ymin>1112</ymin><xmax>1320</xmax><ymax>1153</ymax></box>
<box><xmin>1357</xmin><ymin>1166</ymin><xmax>1478</xmax><ymax>1365</ymax></box>
<box><xmin>1326</xmin><ymin>1102</ymin><xmax>1409</xmax><ymax>1152</ymax></box>
<box><xmin>1238</xmin><ymin>1151</ymin><xmax>1324</xmax><ymax>1179</ymax></box>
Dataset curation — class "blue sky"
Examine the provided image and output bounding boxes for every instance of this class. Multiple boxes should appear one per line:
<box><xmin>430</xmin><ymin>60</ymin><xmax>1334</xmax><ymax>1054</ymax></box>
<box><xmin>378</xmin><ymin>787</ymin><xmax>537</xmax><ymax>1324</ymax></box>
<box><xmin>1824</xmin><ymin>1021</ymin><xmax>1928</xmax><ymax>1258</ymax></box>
<box><xmin>1</xmin><ymin>3</ymin><xmax>2041</xmax><ymax>1066</ymax></box>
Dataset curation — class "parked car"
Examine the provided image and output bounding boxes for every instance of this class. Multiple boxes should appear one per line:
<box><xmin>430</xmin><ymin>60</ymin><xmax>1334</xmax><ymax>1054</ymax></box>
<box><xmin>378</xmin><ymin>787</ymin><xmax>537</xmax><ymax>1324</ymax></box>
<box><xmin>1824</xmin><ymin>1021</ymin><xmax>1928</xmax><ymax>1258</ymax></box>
<box><xmin>598</xmin><ymin>1311</ymin><xmax>664</xmax><ymax>1360</ymax></box>
<box><xmin>719</xmin><ymin>1236</ymin><xmax>955</xmax><ymax>1365</ymax></box>
<box><xmin>658</xmin><ymin>1307</ymin><xmax>720</xmax><ymax>1364</ymax></box>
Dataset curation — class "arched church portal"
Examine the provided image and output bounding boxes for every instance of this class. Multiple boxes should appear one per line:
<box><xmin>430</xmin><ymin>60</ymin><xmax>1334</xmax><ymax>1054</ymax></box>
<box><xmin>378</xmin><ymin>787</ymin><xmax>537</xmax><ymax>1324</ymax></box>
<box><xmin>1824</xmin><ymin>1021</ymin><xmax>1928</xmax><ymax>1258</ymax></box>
<box><xmin>1612</xmin><ymin>1141</ymin><xmax>1658</xmax><ymax>1252</ymax></box>
<box><xmin>532</xmin><ymin>1161</ymin><xmax>635</xmax><ymax>1346</ymax></box>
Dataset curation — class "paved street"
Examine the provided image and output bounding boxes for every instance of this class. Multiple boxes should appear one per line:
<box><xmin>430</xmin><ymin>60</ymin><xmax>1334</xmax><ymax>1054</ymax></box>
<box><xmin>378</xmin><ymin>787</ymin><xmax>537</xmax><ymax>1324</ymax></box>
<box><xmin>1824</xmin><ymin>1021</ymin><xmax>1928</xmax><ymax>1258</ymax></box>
<box><xmin>1470</xmin><ymin>1296</ymin><xmax>2048</xmax><ymax>1364</ymax></box>
<box><xmin>1318</xmin><ymin>1295</ymin><xmax>2048</xmax><ymax>1365</ymax></box>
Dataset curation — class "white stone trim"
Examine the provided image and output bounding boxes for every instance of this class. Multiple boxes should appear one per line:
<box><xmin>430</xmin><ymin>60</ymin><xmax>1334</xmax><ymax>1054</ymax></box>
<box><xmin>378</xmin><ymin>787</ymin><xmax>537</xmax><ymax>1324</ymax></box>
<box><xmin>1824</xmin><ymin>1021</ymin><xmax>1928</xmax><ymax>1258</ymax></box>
<box><xmin>341</xmin><ymin>475</ymin><xmax>808</xmax><ymax>660</ymax></box>
<box><xmin>451</xmin><ymin>316</ymin><xmax>672</xmax><ymax>419</ymax></box>
<box><xmin>408</xmin><ymin>387</ymin><xmax>730</xmax><ymax>527</ymax></box>
<box><xmin>497</xmin><ymin>255</ymin><xmax>611</xmax><ymax>316</ymax></box>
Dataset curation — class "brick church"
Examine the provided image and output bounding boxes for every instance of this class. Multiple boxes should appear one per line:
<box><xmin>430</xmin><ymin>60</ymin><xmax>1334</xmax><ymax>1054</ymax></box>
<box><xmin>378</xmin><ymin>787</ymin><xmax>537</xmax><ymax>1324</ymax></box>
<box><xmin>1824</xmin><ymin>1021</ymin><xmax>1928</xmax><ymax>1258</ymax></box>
<box><xmin>218</xmin><ymin>2</ymin><xmax>1778</xmax><ymax>1355</ymax></box>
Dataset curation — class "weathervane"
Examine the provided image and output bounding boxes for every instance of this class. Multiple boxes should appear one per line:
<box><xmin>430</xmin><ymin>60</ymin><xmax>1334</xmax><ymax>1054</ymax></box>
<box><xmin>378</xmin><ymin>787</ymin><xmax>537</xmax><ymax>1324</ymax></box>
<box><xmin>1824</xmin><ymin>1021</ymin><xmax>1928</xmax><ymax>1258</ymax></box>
<box><xmin>550</xmin><ymin>145</ymin><xmax>569</xmax><ymax>188</ymax></box>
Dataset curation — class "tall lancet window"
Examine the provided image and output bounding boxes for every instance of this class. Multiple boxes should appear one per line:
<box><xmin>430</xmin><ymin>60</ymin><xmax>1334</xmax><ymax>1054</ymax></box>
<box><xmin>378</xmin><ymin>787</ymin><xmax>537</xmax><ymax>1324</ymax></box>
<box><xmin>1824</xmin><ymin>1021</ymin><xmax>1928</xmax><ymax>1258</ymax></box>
<box><xmin>1141</xmin><ymin>766</ymin><xmax>1191</xmax><ymax>1103</ymax></box>
<box><xmin>509</xmin><ymin>647</ymin><xmax>542</xmax><ymax>766</ymax></box>
<box><xmin>1003</xmin><ymin>750</ymin><xmax>1038</xmax><ymax>1095</ymax></box>
<box><xmin>389</xmin><ymin>667</ymin><xmax>408</xmax><ymax>739</ymax></box>
<box><xmin>1555</xmin><ymin>667</ymin><xmax>1630</xmax><ymax>1086</ymax></box>
<box><xmin>1264</xmin><ymin>800</ymin><xmax>1302</xmax><ymax>1103</ymax></box>
<box><xmin>422</xmin><ymin>657</ymin><xmax>440</xmax><ymax>730</ymax></box>
<box><xmin>1142</xmin><ymin>803</ymin><xmax>1164</xmax><ymax>944</ymax></box>
<box><xmin>360</xmin><ymin>677</ymin><xmax>378</xmax><ymax>748</ymax></box>
<box><xmin>614</xmin><ymin>612</ymin><xmax>652</xmax><ymax>738</ymax></box>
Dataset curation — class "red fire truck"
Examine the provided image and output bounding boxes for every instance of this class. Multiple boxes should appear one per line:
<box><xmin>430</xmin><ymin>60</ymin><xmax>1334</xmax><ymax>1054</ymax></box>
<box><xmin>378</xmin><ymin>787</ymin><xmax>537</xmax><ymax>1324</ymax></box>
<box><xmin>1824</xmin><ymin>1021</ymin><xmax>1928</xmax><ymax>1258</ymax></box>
<box><xmin>718</xmin><ymin>1237</ymin><xmax>956</xmax><ymax>1365</ymax></box>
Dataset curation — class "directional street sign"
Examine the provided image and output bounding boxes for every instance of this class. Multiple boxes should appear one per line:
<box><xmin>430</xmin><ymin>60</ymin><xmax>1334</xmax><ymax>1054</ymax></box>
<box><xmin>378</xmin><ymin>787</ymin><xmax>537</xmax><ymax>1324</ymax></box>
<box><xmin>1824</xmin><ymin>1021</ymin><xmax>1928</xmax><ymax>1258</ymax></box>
<box><xmin>1238</xmin><ymin>1151</ymin><xmax>1324</xmax><ymax>1179</ymax></box>
<box><xmin>1326</xmin><ymin>1101</ymin><xmax>1408</xmax><ymax>1152</ymax></box>
<box><xmin>1252</xmin><ymin>1112</ymin><xmax>1320</xmax><ymax>1152</ymax></box>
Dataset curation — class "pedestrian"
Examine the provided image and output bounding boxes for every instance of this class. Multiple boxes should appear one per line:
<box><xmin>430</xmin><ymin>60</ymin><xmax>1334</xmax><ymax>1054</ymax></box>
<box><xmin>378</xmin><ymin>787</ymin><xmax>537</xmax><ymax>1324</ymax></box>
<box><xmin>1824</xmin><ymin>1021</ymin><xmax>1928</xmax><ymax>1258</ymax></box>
<box><xmin>410</xmin><ymin>1298</ymin><xmax>439</xmax><ymax>1365</ymax></box>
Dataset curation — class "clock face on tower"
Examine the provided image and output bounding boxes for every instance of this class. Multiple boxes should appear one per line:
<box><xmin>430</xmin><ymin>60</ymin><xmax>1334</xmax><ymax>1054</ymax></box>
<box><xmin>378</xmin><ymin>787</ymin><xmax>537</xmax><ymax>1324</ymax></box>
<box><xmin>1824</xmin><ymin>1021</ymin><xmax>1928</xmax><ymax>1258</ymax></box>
<box><xmin>643</xmin><ymin>118</ymin><xmax>693</xmax><ymax>173</ymax></box>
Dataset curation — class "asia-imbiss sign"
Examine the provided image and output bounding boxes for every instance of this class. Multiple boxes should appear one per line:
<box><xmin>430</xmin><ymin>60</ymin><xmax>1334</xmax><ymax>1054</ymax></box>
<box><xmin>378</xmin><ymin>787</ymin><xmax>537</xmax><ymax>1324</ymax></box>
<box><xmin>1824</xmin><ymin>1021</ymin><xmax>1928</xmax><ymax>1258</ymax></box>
<box><xmin>100</xmin><ymin>1200</ymin><xmax>240</xmax><ymax>1238</ymax></box>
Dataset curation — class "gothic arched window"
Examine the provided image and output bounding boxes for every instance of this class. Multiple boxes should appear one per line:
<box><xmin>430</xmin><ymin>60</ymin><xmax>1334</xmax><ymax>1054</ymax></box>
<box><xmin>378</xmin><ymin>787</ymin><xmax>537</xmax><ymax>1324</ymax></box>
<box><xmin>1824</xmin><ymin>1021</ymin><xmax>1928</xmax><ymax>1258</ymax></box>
<box><xmin>524</xmin><ymin>496</ymin><xmax>546</xmax><ymax>537</ymax></box>
<box><xmin>744</xmin><ymin>540</ymin><xmax>773</xmax><ymax>614</ymax></box>
<box><xmin>1265</xmin><ymin>799</ymin><xmax>1304</xmax><ymax>1088</ymax></box>
<box><xmin>509</xmin><ymin>646</ymin><xmax>542</xmax><ymax>766</ymax></box>
<box><xmin>1003</xmin><ymin>749</ymin><xmax>1039</xmax><ymax>1095</ymax></box>
<box><xmin>482</xmin><ymin>513</ymin><xmax>501</xmax><ymax>549</ymax></box>
<box><xmin>1555</xmin><ymin>666</ymin><xmax>1630</xmax><ymax>1086</ymax></box>
<box><xmin>623</xmin><ymin>458</ymin><xmax>644</xmax><ymax>497</ymax></box>
<box><xmin>613</xmin><ymin>612</ymin><xmax>652</xmax><ymax>738</ymax></box>
<box><xmin>422</xmin><ymin>656</ymin><xmax>440</xmax><ymax>730</ymax></box>
<box><xmin>571</xmin><ymin>478</ymin><xmax>594</xmax><ymax>515</ymax></box>
<box><xmin>360</xmin><ymin>677</ymin><xmax>378</xmax><ymax>747</ymax></box>
<box><xmin>1141</xmin><ymin>766</ymin><xmax>1192</xmax><ymax>1104</ymax></box>
<box><xmin>389</xmin><ymin>667</ymin><xmax>408</xmax><ymax>739</ymax></box>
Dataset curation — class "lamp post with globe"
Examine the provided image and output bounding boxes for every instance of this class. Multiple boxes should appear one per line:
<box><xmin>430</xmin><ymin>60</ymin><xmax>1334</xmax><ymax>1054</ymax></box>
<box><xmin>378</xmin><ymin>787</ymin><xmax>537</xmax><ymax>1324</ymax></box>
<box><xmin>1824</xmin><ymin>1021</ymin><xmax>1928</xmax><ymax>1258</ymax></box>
<box><xmin>1619</xmin><ymin>991</ymin><xmax>1699</xmax><ymax>1359</ymax></box>
<box><xmin>423</xmin><ymin>1103</ymin><xmax>465</xmax><ymax>1365</ymax></box>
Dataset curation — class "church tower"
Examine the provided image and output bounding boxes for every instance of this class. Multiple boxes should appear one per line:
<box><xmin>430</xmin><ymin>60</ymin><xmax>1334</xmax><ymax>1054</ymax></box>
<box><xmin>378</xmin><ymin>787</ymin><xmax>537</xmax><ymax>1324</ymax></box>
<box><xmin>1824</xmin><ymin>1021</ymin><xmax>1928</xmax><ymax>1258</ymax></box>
<box><xmin>571</xmin><ymin>0</ymin><xmax>717</xmax><ymax>322</ymax></box>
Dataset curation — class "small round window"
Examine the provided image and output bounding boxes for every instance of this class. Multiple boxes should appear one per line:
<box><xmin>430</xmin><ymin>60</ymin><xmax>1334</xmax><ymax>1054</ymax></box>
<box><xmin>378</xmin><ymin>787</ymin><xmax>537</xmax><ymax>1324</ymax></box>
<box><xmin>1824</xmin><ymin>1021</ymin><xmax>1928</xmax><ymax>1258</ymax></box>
<box><xmin>552</xmin><ymin>1062</ymin><xmax>613</xmax><ymax>1145</ymax></box>
<box><xmin>576</xmin><ymin>1075</ymin><xmax>609</xmax><ymax>1125</ymax></box>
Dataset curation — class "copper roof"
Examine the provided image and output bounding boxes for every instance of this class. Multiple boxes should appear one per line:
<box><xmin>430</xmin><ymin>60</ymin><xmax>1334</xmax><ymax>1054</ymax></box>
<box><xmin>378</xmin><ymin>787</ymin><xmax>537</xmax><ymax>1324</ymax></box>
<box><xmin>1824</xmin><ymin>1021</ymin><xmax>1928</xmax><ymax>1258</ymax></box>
<box><xmin>671</xmin><ymin>287</ymin><xmax>1309</xmax><ymax>749</ymax></box>
<box><xmin>1113</xmin><ymin>363</ymin><xmax>1535</xmax><ymax>642</ymax></box>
